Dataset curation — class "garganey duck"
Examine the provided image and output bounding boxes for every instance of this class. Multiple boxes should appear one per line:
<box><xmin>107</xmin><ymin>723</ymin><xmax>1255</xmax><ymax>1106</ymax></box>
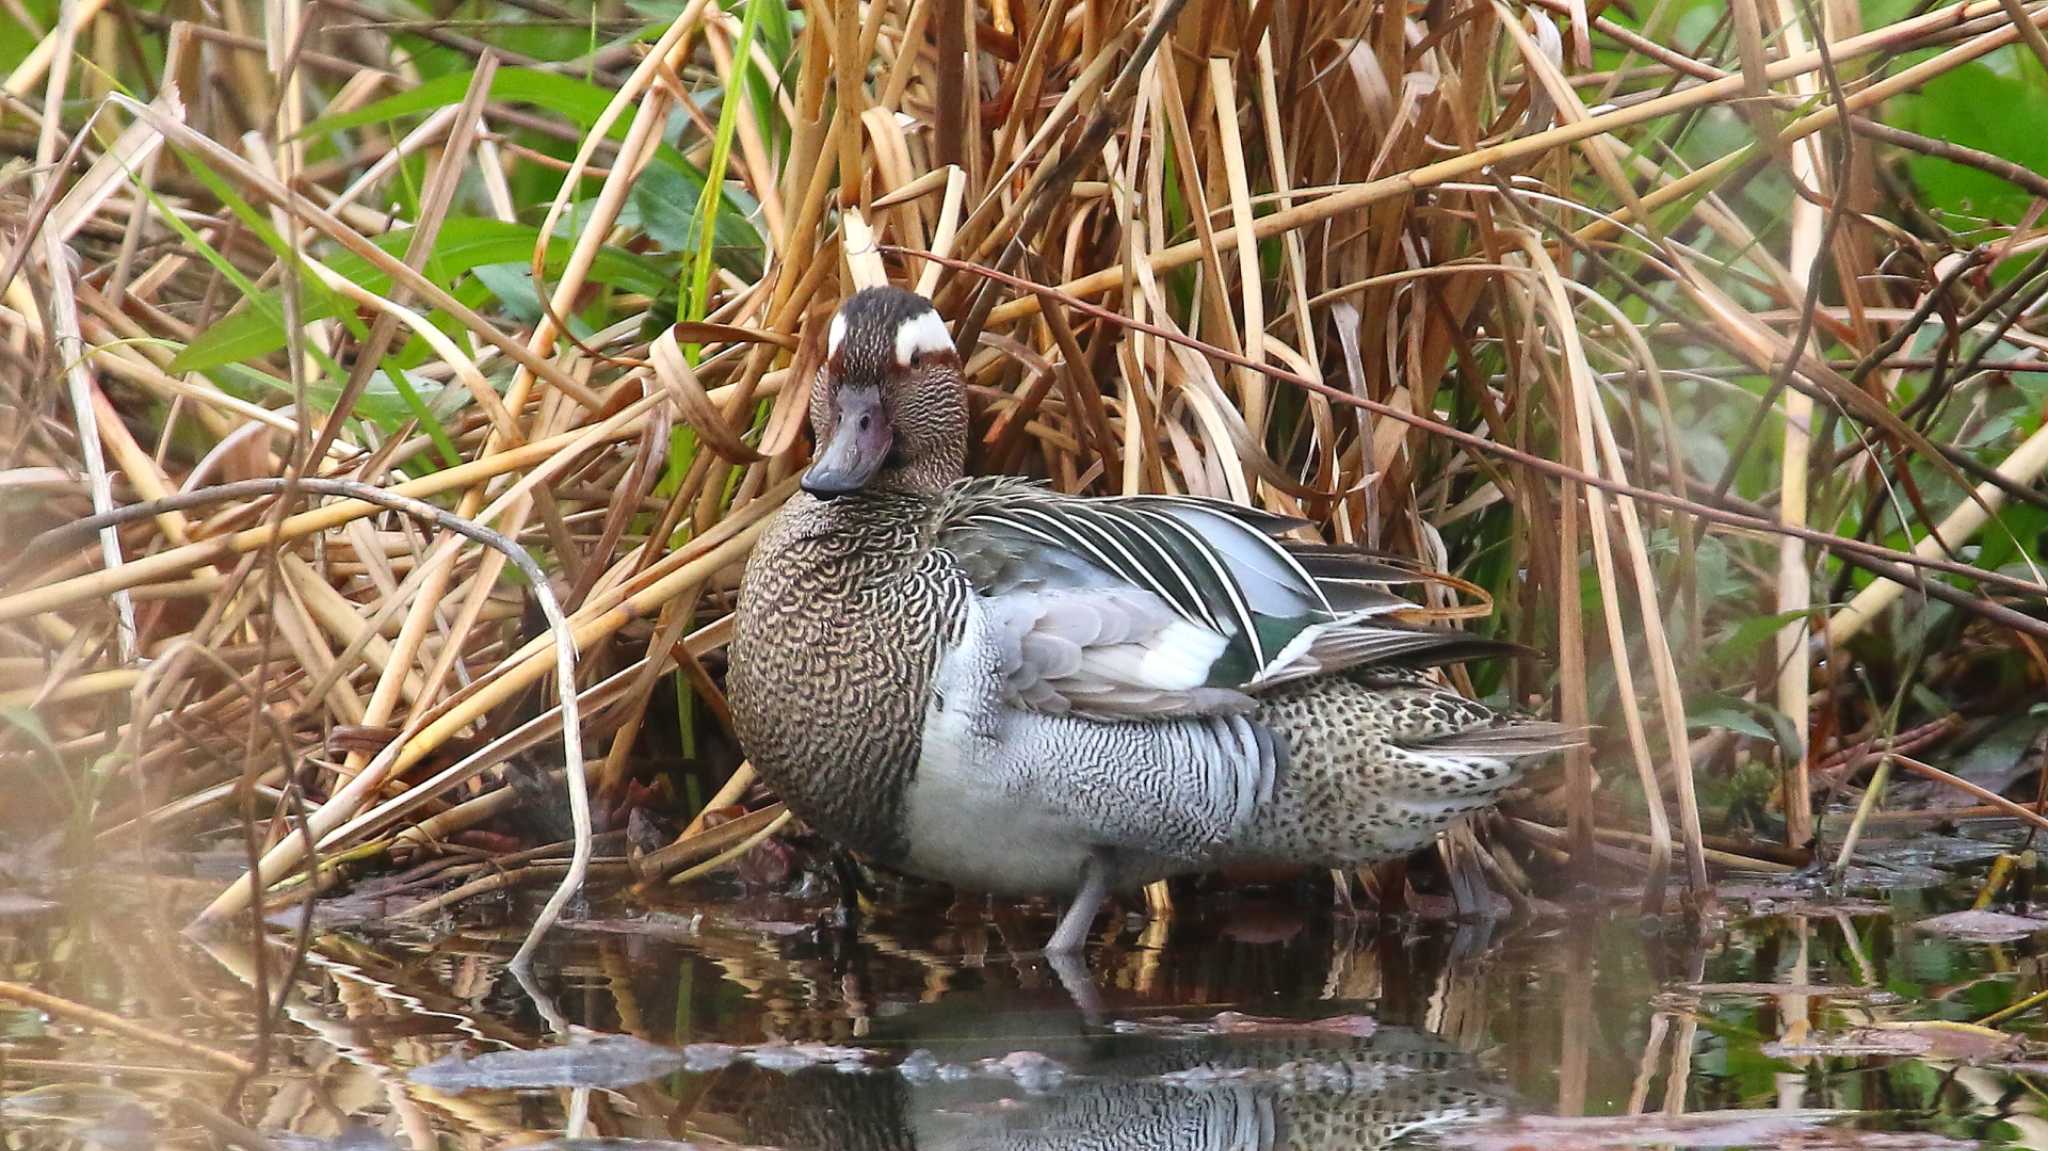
<box><xmin>727</xmin><ymin>286</ymin><xmax>1575</xmax><ymax>955</ymax></box>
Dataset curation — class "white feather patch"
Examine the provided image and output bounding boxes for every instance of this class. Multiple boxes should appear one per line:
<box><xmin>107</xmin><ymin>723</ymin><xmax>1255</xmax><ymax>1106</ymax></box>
<box><xmin>828</xmin><ymin>311</ymin><xmax>848</xmax><ymax>356</ymax></box>
<box><xmin>894</xmin><ymin>309</ymin><xmax>954</xmax><ymax>366</ymax></box>
<box><xmin>1128</xmin><ymin>620</ymin><xmax>1230</xmax><ymax>690</ymax></box>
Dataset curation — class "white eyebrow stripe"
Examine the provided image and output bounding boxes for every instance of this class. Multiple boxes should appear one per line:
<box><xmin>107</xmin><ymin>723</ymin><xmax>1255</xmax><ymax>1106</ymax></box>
<box><xmin>828</xmin><ymin>312</ymin><xmax>848</xmax><ymax>357</ymax></box>
<box><xmin>893</xmin><ymin>309</ymin><xmax>954</xmax><ymax>365</ymax></box>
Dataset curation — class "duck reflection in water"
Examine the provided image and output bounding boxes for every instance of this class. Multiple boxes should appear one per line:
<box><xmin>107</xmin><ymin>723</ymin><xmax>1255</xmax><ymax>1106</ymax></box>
<box><xmin>689</xmin><ymin>1020</ymin><xmax>1507</xmax><ymax>1151</ymax></box>
<box><xmin>594</xmin><ymin>912</ymin><xmax>1516</xmax><ymax>1151</ymax></box>
<box><xmin>191</xmin><ymin>893</ymin><xmax>1524</xmax><ymax>1151</ymax></box>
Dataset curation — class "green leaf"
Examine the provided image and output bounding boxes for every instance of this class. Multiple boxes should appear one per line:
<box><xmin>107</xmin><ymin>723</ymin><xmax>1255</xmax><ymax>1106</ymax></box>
<box><xmin>744</xmin><ymin>0</ymin><xmax>795</xmax><ymax>159</ymax></box>
<box><xmin>472</xmin><ymin>263</ymin><xmax>547</xmax><ymax>325</ymax></box>
<box><xmin>151</xmin><ymin>150</ymin><xmax>350</xmax><ymax>382</ymax></box>
<box><xmin>170</xmin><ymin>218</ymin><xmax>671</xmax><ymax>373</ymax></box>
<box><xmin>630</xmin><ymin>162</ymin><xmax>765</xmax><ymax>277</ymax></box>
<box><xmin>381</xmin><ymin>367</ymin><xmax>466</xmax><ymax>467</ymax></box>
<box><xmin>296</xmin><ymin>65</ymin><xmax>766</xmax><ymax>256</ymax></box>
<box><xmin>470</xmin><ymin>264</ymin><xmax>602</xmax><ymax>342</ymax></box>
<box><xmin>1</xmin><ymin>706</ymin><xmax>58</xmax><ymax>762</ymax></box>
<box><xmin>682</xmin><ymin>0</ymin><xmax>767</xmax><ymax>348</ymax></box>
<box><xmin>300</xmin><ymin>67</ymin><xmax>617</xmax><ymax>141</ymax></box>
<box><xmin>1686</xmin><ymin>697</ymin><xmax>1774</xmax><ymax>740</ymax></box>
<box><xmin>1893</xmin><ymin>51</ymin><xmax>2048</xmax><ymax>229</ymax></box>
<box><xmin>1687</xmin><ymin>693</ymin><xmax>1803</xmax><ymax>759</ymax></box>
<box><xmin>205</xmin><ymin>362</ymin><xmax>482</xmax><ymax>435</ymax></box>
<box><xmin>1974</xmin><ymin>503</ymin><xmax>2047</xmax><ymax>575</ymax></box>
<box><xmin>1713</xmin><ymin>606</ymin><xmax>1828</xmax><ymax>666</ymax></box>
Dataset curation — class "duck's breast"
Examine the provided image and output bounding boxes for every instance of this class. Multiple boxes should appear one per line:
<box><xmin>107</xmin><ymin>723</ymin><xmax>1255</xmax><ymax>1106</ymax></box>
<box><xmin>728</xmin><ymin>499</ymin><xmax>954</xmax><ymax>863</ymax></box>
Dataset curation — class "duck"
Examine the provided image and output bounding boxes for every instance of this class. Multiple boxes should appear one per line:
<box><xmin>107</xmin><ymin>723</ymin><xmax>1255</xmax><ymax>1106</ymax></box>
<box><xmin>726</xmin><ymin>285</ymin><xmax>1577</xmax><ymax>955</ymax></box>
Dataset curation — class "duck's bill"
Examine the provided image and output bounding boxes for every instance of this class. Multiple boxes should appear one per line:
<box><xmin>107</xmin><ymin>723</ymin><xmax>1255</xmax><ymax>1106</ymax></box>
<box><xmin>801</xmin><ymin>386</ymin><xmax>892</xmax><ymax>497</ymax></box>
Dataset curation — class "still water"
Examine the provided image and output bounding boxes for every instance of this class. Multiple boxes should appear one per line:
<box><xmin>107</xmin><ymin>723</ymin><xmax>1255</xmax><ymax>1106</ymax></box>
<box><xmin>3</xmin><ymin>824</ymin><xmax>2047</xmax><ymax>1149</ymax></box>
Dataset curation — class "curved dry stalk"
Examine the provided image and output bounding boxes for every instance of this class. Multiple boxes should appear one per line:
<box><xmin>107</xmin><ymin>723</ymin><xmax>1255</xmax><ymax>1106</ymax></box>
<box><xmin>58</xmin><ymin>479</ymin><xmax>588</xmax><ymax>964</ymax></box>
<box><xmin>3</xmin><ymin>394</ymin><xmax>676</xmax><ymax>619</ymax></box>
<box><xmin>190</xmin><ymin>474</ymin><xmax>789</xmax><ymax>925</ymax></box>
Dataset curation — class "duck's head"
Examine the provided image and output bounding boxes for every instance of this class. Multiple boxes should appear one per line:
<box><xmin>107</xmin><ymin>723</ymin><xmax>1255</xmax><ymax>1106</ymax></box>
<box><xmin>802</xmin><ymin>286</ymin><xmax>967</xmax><ymax>499</ymax></box>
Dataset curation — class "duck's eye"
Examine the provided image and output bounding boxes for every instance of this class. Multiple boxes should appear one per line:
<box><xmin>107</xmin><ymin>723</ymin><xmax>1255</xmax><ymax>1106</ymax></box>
<box><xmin>905</xmin><ymin>350</ymin><xmax>923</xmax><ymax>368</ymax></box>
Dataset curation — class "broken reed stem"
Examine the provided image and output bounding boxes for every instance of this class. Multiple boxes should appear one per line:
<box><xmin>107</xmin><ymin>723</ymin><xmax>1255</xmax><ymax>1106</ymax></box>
<box><xmin>1829</xmin><ymin>755</ymin><xmax>1894</xmax><ymax>880</ymax></box>
<box><xmin>666</xmin><ymin>808</ymin><xmax>794</xmax><ymax>885</ymax></box>
<box><xmin>1890</xmin><ymin>755</ymin><xmax>2048</xmax><ymax>834</ymax></box>
<box><xmin>679</xmin><ymin>760</ymin><xmax>758</xmax><ymax>838</ymax></box>
<box><xmin>636</xmin><ymin>798</ymin><xmax>784</xmax><ymax>881</ymax></box>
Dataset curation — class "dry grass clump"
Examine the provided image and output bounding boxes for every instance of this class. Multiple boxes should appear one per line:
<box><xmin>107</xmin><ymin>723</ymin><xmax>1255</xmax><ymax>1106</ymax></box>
<box><xmin>2</xmin><ymin>0</ymin><xmax>2045</xmax><ymax>929</ymax></box>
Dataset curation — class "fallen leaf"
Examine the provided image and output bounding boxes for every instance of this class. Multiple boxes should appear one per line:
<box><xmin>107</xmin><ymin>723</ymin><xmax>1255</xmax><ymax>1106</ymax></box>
<box><xmin>1450</xmin><ymin>1109</ymin><xmax>1976</xmax><ymax>1149</ymax></box>
<box><xmin>410</xmin><ymin>1035</ymin><xmax>685</xmax><ymax>1091</ymax></box>
<box><xmin>1912</xmin><ymin>910</ymin><xmax>2048</xmax><ymax>942</ymax></box>
<box><xmin>1763</xmin><ymin>1021</ymin><xmax>2021</xmax><ymax>1063</ymax></box>
<box><xmin>1680</xmin><ymin>983</ymin><xmax>1901</xmax><ymax>1002</ymax></box>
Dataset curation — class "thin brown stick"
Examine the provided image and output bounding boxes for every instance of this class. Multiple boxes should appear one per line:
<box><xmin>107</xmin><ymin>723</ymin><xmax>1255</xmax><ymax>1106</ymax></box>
<box><xmin>1892</xmin><ymin>755</ymin><xmax>2048</xmax><ymax>835</ymax></box>
<box><xmin>0</xmin><ymin>981</ymin><xmax>256</xmax><ymax>1075</ymax></box>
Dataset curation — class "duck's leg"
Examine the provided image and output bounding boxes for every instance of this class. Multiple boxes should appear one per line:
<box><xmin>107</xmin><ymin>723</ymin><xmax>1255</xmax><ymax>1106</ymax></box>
<box><xmin>1325</xmin><ymin>867</ymin><xmax>1357</xmax><ymax>918</ymax></box>
<box><xmin>1046</xmin><ymin>950</ymin><xmax>1106</xmax><ymax>1023</ymax></box>
<box><xmin>1046</xmin><ymin>848</ymin><xmax>1114</xmax><ymax>955</ymax></box>
<box><xmin>831</xmin><ymin>849</ymin><xmax>870</xmax><ymax>928</ymax></box>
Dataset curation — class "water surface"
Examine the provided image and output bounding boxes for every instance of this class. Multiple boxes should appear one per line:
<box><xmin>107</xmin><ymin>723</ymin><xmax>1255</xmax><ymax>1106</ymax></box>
<box><xmin>3</xmin><ymin>824</ymin><xmax>2047</xmax><ymax>1149</ymax></box>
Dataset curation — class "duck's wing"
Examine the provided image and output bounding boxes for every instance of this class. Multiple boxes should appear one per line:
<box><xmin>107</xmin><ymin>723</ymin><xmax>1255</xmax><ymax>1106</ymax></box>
<box><xmin>937</xmin><ymin>478</ymin><xmax>1508</xmax><ymax>720</ymax></box>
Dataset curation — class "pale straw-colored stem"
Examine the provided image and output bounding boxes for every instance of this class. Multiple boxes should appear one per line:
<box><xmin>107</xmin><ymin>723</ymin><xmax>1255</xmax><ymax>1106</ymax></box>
<box><xmin>1776</xmin><ymin>1</ymin><xmax>1826</xmax><ymax>848</ymax></box>
<box><xmin>1826</xmin><ymin>418</ymin><xmax>2048</xmax><ymax>646</ymax></box>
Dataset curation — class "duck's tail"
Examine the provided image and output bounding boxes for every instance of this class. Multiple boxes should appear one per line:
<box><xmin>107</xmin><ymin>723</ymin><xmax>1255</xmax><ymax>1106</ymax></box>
<box><xmin>1225</xmin><ymin>678</ymin><xmax>1578</xmax><ymax>867</ymax></box>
